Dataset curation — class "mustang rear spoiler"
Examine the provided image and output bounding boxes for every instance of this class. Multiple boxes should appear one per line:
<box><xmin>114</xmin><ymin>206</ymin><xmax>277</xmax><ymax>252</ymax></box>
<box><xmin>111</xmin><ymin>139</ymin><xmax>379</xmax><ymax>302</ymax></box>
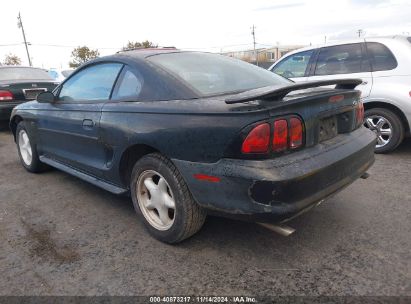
<box><xmin>225</xmin><ymin>79</ymin><xmax>362</xmax><ymax>104</ymax></box>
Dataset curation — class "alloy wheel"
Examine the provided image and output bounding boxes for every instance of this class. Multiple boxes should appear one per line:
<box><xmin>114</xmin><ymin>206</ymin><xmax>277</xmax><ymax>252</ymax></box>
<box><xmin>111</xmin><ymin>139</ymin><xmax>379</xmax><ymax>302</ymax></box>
<box><xmin>18</xmin><ymin>129</ymin><xmax>33</xmax><ymax>166</ymax></box>
<box><xmin>364</xmin><ymin>115</ymin><xmax>393</xmax><ymax>149</ymax></box>
<box><xmin>136</xmin><ymin>170</ymin><xmax>176</xmax><ymax>231</ymax></box>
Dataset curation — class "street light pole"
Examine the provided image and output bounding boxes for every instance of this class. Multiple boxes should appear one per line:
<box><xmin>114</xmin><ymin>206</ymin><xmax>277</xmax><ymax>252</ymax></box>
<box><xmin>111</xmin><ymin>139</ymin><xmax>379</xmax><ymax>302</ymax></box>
<box><xmin>17</xmin><ymin>12</ymin><xmax>32</xmax><ymax>66</ymax></box>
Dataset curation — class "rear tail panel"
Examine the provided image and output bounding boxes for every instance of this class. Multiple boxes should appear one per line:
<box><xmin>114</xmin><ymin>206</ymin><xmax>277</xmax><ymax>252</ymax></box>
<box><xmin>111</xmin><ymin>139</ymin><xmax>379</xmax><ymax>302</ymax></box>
<box><xmin>3</xmin><ymin>81</ymin><xmax>57</xmax><ymax>101</ymax></box>
<box><xmin>224</xmin><ymin>88</ymin><xmax>362</xmax><ymax>159</ymax></box>
<box><xmin>268</xmin><ymin>89</ymin><xmax>361</xmax><ymax>148</ymax></box>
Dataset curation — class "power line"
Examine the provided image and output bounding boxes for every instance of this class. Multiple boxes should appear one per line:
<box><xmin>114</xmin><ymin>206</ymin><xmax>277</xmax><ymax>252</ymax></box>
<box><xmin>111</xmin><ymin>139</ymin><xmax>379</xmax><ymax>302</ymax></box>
<box><xmin>0</xmin><ymin>43</ymin><xmax>23</xmax><ymax>47</ymax></box>
<box><xmin>0</xmin><ymin>42</ymin><xmax>255</xmax><ymax>51</ymax></box>
<box><xmin>0</xmin><ymin>43</ymin><xmax>121</xmax><ymax>50</ymax></box>
<box><xmin>180</xmin><ymin>43</ymin><xmax>253</xmax><ymax>50</ymax></box>
<box><xmin>31</xmin><ymin>43</ymin><xmax>120</xmax><ymax>50</ymax></box>
<box><xmin>0</xmin><ymin>41</ymin><xmax>281</xmax><ymax>53</ymax></box>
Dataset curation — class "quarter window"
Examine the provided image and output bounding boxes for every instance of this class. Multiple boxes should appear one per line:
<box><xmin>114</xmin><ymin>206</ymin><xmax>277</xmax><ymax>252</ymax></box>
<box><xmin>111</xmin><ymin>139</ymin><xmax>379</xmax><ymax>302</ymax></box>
<box><xmin>366</xmin><ymin>42</ymin><xmax>397</xmax><ymax>71</ymax></box>
<box><xmin>112</xmin><ymin>68</ymin><xmax>143</xmax><ymax>99</ymax></box>
<box><xmin>59</xmin><ymin>63</ymin><xmax>123</xmax><ymax>102</ymax></box>
<box><xmin>315</xmin><ymin>43</ymin><xmax>365</xmax><ymax>75</ymax></box>
<box><xmin>271</xmin><ymin>50</ymin><xmax>314</xmax><ymax>78</ymax></box>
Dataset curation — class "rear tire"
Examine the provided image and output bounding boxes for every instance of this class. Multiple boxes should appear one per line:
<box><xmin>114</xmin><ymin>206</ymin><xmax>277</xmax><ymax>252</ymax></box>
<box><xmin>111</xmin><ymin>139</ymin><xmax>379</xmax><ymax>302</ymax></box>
<box><xmin>130</xmin><ymin>153</ymin><xmax>206</xmax><ymax>243</ymax></box>
<box><xmin>364</xmin><ymin>108</ymin><xmax>404</xmax><ymax>154</ymax></box>
<box><xmin>16</xmin><ymin>122</ymin><xmax>47</xmax><ymax>173</ymax></box>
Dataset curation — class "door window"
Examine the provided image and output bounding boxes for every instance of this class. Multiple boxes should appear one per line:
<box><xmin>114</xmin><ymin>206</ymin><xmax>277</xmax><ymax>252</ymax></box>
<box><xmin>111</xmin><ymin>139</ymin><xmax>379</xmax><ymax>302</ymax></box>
<box><xmin>112</xmin><ymin>68</ymin><xmax>143</xmax><ymax>99</ymax></box>
<box><xmin>366</xmin><ymin>42</ymin><xmax>397</xmax><ymax>71</ymax></box>
<box><xmin>271</xmin><ymin>50</ymin><xmax>314</xmax><ymax>78</ymax></box>
<box><xmin>59</xmin><ymin>63</ymin><xmax>123</xmax><ymax>102</ymax></box>
<box><xmin>314</xmin><ymin>43</ymin><xmax>365</xmax><ymax>75</ymax></box>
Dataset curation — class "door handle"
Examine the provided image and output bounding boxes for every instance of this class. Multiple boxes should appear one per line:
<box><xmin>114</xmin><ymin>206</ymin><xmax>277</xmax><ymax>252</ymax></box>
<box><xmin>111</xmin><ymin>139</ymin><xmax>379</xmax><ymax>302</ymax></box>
<box><xmin>82</xmin><ymin>119</ymin><xmax>94</xmax><ymax>129</ymax></box>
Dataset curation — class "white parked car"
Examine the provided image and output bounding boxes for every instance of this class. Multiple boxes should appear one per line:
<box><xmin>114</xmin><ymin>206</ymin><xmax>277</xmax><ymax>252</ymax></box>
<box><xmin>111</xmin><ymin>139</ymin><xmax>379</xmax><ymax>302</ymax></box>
<box><xmin>269</xmin><ymin>36</ymin><xmax>411</xmax><ymax>153</ymax></box>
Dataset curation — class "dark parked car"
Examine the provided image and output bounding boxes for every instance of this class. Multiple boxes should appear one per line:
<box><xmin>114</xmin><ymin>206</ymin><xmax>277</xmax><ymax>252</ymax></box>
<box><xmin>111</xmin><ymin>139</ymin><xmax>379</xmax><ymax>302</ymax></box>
<box><xmin>9</xmin><ymin>50</ymin><xmax>376</xmax><ymax>243</ymax></box>
<box><xmin>0</xmin><ymin>66</ymin><xmax>58</xmax><ymax>121</ymax></box>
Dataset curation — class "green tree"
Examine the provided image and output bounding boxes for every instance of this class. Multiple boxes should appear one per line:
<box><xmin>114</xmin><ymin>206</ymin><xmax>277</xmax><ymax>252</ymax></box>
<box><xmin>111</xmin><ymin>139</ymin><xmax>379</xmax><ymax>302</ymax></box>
<box><xmin>3</xmin><ymin>53</ymin><xmax>22</xmax><ymax>65</ymax></box>
<box><xmin>69</xmin><ymin>46</ymin><xmax>100</xmax><ymax>68</ymax></box>
<box><xmin>121</xmin><ymin>40</ymin><xmax>158</xmax><ymax>51</ymax></box>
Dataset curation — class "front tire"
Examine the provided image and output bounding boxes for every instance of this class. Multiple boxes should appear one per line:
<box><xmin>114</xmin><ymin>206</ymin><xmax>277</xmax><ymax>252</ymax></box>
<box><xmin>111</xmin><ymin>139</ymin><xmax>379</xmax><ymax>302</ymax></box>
<box><xmin>364</xmin><ymin>108</ymin><xmax>404</xmax><ymax>154</ymax></box>
<box><xmin>130</xmin><ymin>153</ymin><xmax>206</xmax><ymax>243</ymax></box>
<box><xmin>16</xmin><ymin>122</ymin><xmax>47</xmax><ymax>173</ymax></box>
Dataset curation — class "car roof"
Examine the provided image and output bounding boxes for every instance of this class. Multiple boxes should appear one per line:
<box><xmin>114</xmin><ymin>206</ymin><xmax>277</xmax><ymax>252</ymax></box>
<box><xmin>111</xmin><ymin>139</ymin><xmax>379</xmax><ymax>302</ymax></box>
<box><xmin>278</xmin><ymin>35</ymin><xmax>409</xmax><ymax>57</ymax></box>
<box><xmin>114</xmin><ymin>48</ymin><xmax>183</xmax><ymax>59</ymax></box>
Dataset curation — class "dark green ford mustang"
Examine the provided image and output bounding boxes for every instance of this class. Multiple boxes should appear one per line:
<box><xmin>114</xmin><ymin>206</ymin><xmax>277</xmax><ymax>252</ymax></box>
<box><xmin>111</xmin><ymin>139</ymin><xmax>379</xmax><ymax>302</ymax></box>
<box><xmin>9</xmin><ymin>50</ymin><xmax>376</xmax><ymax>243</ymax></box>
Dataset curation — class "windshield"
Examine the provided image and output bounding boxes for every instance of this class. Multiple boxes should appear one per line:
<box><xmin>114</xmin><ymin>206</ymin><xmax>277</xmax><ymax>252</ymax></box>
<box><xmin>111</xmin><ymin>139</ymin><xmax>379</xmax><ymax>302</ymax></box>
<box><xmin>0</xmin><ymin>67</ymin><xmax>53</xmax><ymax>81</ymax></box>
<box><xmin>408</xmin><ymin>37</ymin><xmax>411</xmax><ymax>44</ymax></box>
<box><xmin>147</xmin><ymin>52</ymin><xmax>290</xmax><ymax>97</ymax></box>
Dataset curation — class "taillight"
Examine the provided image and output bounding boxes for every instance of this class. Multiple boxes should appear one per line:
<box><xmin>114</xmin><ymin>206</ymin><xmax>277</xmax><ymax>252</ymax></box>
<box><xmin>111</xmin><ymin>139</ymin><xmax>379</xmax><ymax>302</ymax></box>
<box><xmin>0</xmin><ymin>90</ymin><xmax>13</xmax><ymax>101</ymax></box>
<box><xmin>241</xmin><ymin>117</ymin><xmax>304</xmax><ymax>155</ymax></box>
<box><xmin>289</xmin><ymin>117</ymin><xmax>303</xmax><ymax>149</ymax></box>
<box><xmin>356</xmin><ymin>101</ymin><xmax>364</xmax><ymax>126</ymax></box>
<box><xmin>328</xmin><ymin>94</ymin><xmax>345</xmax><ymax>103</ymax></box>
<box><xmin>272</xmin><ymin>119</ymin><xmax>288</xmax><ymax>152</ymax></box>
<box><xmin>241</xmin><ymin>123</ymin><xmax>270</xmax><ymax>153</ymax></box>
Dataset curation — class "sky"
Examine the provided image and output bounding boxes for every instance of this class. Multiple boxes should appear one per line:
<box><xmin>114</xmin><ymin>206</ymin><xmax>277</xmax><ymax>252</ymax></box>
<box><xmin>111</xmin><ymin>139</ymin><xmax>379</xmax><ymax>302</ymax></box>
<box><xmin>1</xmin><ymin>0</ymin><xmax>410</xmax><ymax>68</ymax></box>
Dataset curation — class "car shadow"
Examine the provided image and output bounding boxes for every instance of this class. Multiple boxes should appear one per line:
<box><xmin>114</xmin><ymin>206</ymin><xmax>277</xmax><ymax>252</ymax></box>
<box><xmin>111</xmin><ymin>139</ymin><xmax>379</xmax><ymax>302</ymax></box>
<box><xmin>45</xmin><ymin>166</ymin><xmax>350</xmax><ymax>256</ymax></box>
<box><xmin>42</xmin><ymin>165</ymin><xmax>341</xmax><ymax>254</ymax></box>
<box><xmin>391</xmin><ymin>138</ymin><xmax>411</xmax><ymax>154</ymax></box>
<box><xmin>0</xmin><ymin>121</ymin><xmax>10</xmax><ymax>132</ymax></box>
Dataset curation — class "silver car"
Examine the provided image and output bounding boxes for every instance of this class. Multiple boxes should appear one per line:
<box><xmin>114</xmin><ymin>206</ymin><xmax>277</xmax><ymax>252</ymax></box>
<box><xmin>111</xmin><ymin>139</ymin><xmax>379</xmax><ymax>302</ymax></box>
<box><xmin>269</xmin><ymin>35</ymin><xmax>411</xmax><ymax>153</ymax></box>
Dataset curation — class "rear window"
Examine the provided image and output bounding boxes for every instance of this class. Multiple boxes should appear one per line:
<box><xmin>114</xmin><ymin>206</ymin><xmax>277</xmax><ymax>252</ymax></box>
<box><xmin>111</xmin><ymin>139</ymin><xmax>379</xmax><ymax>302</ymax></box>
<box><xmin>407</xmin><ymin>37</ymin><xmax>411</xmax><ymax>44</ymax></box>
<box><xmin>147</xmin><ymin>52</ymin><xmax>290</xmax><ymax>97</ymax></box>
<box><xmin>366</xmin><ymin>42</ymin><xmax>397</xmax><ymax>71</ymax></box>
<box><xmin>0</xmin><ymin>67</ymin><xmax>53</xmax><ymax>81</ymax></box>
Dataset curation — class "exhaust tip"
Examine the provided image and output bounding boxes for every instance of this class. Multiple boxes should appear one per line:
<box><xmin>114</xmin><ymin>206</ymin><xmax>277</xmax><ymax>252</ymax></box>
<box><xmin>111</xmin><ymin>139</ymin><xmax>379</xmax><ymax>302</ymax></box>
<box><xmin>361</xmin><ymin>172</ymin><xmax>370</xmax><ymax>179</ymax></box>
<box><xmin>257</xmin><ymin>222</ymin><xmax>296</xmax><ymax>237</ymax></box>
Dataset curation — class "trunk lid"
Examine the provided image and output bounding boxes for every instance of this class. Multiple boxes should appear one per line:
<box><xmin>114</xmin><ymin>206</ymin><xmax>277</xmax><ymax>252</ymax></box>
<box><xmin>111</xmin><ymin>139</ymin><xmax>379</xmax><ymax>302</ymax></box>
<box><xmin>0</xmin><ymin>80</ymin><xmax>58</xmax><ymax>102</ymax></box>
<box><xmin>266</xmin><ymin>88</ymin><xmax>361</xmax><ymax>148</ymax></box>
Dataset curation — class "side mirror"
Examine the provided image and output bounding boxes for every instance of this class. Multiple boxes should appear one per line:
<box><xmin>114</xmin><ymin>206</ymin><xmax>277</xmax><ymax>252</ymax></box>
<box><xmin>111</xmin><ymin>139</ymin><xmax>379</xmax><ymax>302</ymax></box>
<box><xmin>37</xmin><ymin>91</ymin><xmax>56</xmax><ymax>103</ymax></box>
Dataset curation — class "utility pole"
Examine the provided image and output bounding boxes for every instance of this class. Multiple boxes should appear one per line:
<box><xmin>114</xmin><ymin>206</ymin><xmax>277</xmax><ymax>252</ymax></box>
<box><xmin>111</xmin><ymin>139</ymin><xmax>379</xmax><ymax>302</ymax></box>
<box><xmin>251</xmin><ymin>25</ymin><xmax>257</xmax><ymax>66</ymax></box>
<box><xmin>17</xmin><ymin>12</ymin><xmax>32</xmax><ymax>66</ymax></box>
<box><xmin>357</xmin><ymin>29</ymin><xmax>363</xmax><ymax>38</ymax></box>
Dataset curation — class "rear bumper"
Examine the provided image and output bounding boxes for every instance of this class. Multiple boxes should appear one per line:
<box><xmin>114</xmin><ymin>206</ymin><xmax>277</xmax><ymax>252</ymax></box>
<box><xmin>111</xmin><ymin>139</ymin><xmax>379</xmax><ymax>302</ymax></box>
<box><xmin>172</xmin><ymin>127</ymin><xmax>376</xmax><ymax>222</ymax></box>
<box><xmin>0</xmin><ymin>101</ymin><xmax>21</xmax><ymax>120</ymax></box>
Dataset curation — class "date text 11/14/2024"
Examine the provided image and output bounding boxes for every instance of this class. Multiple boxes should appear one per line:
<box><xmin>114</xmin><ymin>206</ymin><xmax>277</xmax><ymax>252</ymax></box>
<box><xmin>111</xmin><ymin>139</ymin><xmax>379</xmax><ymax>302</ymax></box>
<box><xmin>149</xmin><ymin>296</ymin><xmax>257</xmax><ymax>303</ymax></box>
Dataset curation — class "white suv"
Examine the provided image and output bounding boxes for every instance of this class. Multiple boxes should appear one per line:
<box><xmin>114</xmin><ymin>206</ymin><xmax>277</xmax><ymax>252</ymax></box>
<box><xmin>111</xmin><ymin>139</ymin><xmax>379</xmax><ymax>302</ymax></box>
<box><xmin>269</xmin><ymin>36</ymin><xmax>411</xmax><ymax>153</ymax></box>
